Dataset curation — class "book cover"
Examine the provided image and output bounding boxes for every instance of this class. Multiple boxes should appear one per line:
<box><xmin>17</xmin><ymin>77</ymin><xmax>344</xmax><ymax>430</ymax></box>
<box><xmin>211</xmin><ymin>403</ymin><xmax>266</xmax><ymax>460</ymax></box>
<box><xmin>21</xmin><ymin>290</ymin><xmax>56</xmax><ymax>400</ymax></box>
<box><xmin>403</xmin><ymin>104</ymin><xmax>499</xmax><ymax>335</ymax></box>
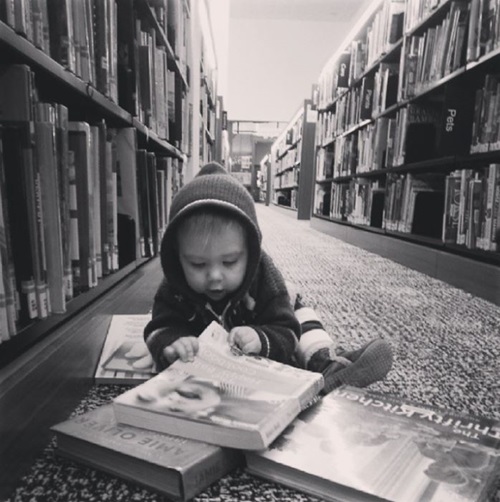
<box><xmin>51</xmin><ymin>404</ymin><xmax>243</xmax><ymax>501</ymax></box>
<box><xmin>247</xmin><ymin>386</ymin><xmax>500</xmax><ymax>502</ymax></box>
<box><xmin>113</xmin><ymin>321</ymin><xmax>324</xmax><ymax>451</ymax></box>
<box><xmin>94</xmin><ymin>313</ymin><xmax>156</xmax><ymax>384</ymax></box>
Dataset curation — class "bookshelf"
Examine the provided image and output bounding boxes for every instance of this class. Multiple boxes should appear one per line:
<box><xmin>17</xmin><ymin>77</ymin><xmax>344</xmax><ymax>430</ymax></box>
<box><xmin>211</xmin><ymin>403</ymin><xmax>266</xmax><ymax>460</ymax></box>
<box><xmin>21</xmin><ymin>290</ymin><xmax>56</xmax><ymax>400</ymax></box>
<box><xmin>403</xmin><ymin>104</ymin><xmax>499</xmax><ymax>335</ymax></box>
<box><xmin>271</xmin><ymin>99</ymin><xmax>317</xmax><ymax>219</ymax></box>
<box><xmin>186</xmin><ymin>0</ymin><xmax>219</xmax><ymax>179</ymax></box>
<box><xmin>0</xmin><ymin>0</ymin><xmax>195</xmax><ymax>366</ymax></box>
<box><xmin>260</xmin><ymin>153</ymin><xmax>272</xmax><ymax>205</ymax></box>
<box><xmin>311</xmin><ymin>0</ymin><xmax>500</xmax><ymax>305</ymax></box>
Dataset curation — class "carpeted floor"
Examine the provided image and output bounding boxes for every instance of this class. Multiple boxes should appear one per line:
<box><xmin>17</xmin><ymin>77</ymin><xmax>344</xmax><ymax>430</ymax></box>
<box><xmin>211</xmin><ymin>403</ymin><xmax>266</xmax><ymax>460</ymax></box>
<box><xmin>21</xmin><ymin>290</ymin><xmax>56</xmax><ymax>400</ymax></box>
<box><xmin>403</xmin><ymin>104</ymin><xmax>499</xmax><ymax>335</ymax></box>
<box><xmin>5</xmin><ymin>204</ymin><xmax>500</xmax><ymax>502</ymax></box>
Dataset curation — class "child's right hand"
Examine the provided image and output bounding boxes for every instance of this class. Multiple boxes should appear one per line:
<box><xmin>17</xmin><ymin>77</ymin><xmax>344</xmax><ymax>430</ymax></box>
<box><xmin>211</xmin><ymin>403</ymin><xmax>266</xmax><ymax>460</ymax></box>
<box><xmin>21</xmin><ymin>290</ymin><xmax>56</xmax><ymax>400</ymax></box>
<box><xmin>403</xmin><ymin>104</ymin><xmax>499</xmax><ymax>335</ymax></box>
<box><xmin>163</xmin><ymin>336</ymin><xmax>199</xmax><ymax>363</ymax></box>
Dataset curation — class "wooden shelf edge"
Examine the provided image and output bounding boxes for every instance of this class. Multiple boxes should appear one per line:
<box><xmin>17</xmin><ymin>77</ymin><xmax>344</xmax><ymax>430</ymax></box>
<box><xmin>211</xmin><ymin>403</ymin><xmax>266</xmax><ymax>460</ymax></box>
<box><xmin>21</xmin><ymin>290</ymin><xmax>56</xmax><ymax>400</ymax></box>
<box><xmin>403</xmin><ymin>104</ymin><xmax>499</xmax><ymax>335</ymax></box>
<box><xmin>0</xmin><ymin>257</ymin><xmax>152</xmax><ymax>371</ymax></box>
<box><xmin>0</xmin><ymin>21</ymin><xmax>132</xmax><ymax>124</ymax></box>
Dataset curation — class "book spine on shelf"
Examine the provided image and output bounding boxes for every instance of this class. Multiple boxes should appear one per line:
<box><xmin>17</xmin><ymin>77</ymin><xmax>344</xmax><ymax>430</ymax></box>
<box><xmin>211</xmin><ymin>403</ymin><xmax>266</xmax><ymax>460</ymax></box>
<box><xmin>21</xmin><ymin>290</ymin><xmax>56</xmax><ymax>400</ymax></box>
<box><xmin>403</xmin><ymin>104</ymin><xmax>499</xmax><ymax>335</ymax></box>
<box><xmin>35</xmin><ymin>103</ymin><xmax>66</xmax><ymax>314</ymax></box>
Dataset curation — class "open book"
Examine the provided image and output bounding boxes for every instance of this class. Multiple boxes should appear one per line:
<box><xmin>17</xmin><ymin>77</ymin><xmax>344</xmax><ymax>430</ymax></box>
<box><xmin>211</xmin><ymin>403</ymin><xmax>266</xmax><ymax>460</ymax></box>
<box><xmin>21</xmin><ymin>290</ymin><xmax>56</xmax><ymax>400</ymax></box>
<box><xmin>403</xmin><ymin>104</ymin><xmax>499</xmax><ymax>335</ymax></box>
<box><xmin>113</xmin><ymin>321</ymin><xmax>324</xmax><ymax>450</ymax></box>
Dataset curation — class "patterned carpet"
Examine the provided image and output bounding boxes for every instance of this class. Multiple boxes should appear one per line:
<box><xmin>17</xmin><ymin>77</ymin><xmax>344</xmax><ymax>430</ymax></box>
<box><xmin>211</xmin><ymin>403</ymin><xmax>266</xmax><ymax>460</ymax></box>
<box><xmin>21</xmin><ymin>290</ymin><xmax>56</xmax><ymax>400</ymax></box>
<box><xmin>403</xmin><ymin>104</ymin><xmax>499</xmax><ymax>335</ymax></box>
<box><xmin>5</xmin><ymin>204</ymin><xmax>500</xmax><ymax>502</ymax></box>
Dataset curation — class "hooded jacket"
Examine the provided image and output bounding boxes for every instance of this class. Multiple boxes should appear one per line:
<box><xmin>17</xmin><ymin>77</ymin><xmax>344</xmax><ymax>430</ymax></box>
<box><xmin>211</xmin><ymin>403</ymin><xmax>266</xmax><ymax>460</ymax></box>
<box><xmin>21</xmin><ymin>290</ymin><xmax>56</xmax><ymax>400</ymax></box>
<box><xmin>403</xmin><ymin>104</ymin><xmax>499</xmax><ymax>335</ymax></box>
<box><xmin>144</xmin><ymin>162</ymin><xmax>300</xmax><ymax>370</ymax></box>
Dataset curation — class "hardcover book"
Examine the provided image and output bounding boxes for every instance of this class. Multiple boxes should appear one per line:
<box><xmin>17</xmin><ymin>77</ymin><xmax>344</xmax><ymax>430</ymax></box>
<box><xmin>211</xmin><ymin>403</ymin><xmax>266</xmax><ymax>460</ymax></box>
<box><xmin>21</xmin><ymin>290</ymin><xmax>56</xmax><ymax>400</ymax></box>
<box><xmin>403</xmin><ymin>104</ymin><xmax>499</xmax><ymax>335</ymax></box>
<box><xmin>246</xmin><ymin>386</ymin><xmax>500</xmax><ymax>502</ymax></box>
<box><xmin>51</xmin><ymin>404</ymin><xmax>243</xmax><ymax>501</ymax></box>
<box><xmin>94</xmin><ymin>314</ymin><xmax>156</xmax><ymax>384</ymax></box>
<box><xmin>113</xmin><ymin>321</ymin><xmax>324</xmax><ymax>450</ymax></box>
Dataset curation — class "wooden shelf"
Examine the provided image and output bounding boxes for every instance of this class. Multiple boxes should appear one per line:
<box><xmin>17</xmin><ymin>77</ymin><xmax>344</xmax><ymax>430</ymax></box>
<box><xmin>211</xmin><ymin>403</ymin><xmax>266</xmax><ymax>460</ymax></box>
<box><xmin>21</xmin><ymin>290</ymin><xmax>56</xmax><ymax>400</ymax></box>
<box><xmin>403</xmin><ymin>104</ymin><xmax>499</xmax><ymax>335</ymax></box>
<box><xmin>0</xmin><ymin>258</ymin><xmax>162</xmax><ymax>499</ymax></box>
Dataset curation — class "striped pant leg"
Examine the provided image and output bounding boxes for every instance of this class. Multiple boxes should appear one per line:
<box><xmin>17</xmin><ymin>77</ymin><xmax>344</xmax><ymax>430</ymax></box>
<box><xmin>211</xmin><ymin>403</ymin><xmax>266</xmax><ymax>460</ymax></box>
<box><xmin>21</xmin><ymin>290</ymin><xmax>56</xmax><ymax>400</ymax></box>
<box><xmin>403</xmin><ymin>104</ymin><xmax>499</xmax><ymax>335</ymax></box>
<box><xmin>293</xmin><ymin>295</ymin><xmax>335</xmax><ymax>371</ymax></box>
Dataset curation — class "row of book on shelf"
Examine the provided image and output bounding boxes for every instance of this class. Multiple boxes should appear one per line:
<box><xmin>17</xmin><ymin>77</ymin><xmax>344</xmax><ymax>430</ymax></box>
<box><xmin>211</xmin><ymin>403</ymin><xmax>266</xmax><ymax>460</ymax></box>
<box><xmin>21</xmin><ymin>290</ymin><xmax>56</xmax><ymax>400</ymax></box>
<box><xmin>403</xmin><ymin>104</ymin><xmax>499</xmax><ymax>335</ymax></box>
<box><xmin>0</xmin><ymin>0</ymin><xmax>190</xmax><ymax>150</ymax></box>
<box><xmin>316</xmin><ymin>71</ymin><xmax>500</xmax><ymax>177</ymax></box>
<box><xmin>314</xmin><ymin>162</ymin><xmax>500</xmax><ymax>252</ymax></box>
<box><xmin>48</xmin><ymin>316</ymin><xmax>500</xmax><ymax>502</ymax></box>
<box><xmin>317</xmin><ymin>0</ymin><xmax>500</xmax><ymax>112</ymax></box>
<box><xmin>0</xmin><ymin>63</ymin><xmax>182</xmax><ymax>344</ymax></box>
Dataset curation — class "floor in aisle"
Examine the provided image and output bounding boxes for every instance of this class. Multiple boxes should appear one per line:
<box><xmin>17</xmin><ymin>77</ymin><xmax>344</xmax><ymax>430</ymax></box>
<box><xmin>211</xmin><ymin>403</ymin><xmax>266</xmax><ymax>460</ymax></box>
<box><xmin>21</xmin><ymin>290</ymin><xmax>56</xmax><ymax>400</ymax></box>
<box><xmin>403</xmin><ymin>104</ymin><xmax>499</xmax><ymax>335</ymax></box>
<box><xmin>258</xmin><ymin>205</ymin><xmax>500</xmax><ymax>419</ymax></box>
<box><xmin>5</xmin><ymin>203</ymin><xmax>500</xmax><ymax>502</ymax></box>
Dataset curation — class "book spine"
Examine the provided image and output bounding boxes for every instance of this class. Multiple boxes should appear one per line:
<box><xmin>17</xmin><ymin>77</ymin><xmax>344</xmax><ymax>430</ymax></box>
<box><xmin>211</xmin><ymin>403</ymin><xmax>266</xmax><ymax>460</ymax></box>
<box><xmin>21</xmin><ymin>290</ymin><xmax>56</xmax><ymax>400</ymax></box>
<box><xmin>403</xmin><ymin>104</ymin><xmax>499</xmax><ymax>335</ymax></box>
<box><xmin>55</xmin><ymin>104</ymin><xmax>73</xmax><ymax>301</ymax></box>
<box><xmin>35</xmin><ymin>104</ymin><xmax>66</xmax><ymax>314</ymax></box>
<box><xmin>0</xmin><ymin>130</ymin><xmax>18</xmax><ymax>336</ymax></box>
<box><xmin>181</xmin><ymin>449</ymin><xmax>243</xmax><ymax>501</ymax></box>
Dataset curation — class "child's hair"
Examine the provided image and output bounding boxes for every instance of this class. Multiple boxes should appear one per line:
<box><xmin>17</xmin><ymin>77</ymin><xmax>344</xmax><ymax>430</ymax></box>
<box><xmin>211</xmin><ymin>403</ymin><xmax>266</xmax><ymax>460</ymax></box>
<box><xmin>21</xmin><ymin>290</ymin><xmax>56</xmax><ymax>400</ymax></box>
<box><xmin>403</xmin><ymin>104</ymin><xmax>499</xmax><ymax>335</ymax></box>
<box><xmin>176</xmin><ymin>207</ymin><xmax>248</xmax><ymax>250</ymax></box>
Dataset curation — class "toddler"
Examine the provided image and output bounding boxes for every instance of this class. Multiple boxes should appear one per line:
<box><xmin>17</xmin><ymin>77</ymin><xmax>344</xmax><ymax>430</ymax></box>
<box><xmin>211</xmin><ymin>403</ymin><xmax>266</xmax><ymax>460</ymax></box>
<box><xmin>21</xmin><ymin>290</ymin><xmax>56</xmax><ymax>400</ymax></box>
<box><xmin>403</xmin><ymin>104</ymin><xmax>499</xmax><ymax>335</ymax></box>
<box><xmin>144</xmin><ymin>163</ymin><xmax>392</xmax><ymax>394</ymax></box>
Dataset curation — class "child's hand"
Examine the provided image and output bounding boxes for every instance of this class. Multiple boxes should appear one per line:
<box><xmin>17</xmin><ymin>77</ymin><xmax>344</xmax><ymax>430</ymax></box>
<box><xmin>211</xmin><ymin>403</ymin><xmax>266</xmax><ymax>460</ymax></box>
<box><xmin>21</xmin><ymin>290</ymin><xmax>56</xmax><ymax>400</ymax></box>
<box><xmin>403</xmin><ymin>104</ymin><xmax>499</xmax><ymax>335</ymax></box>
<box><xmin>163</xmin><ymin>337</ymin><xmax>199</xmax><ymax>363</ymax></box>
<box><xmin>228</xmin><ymin>326</ymin><xmax>262</xmax><ymax>355</ymax></box>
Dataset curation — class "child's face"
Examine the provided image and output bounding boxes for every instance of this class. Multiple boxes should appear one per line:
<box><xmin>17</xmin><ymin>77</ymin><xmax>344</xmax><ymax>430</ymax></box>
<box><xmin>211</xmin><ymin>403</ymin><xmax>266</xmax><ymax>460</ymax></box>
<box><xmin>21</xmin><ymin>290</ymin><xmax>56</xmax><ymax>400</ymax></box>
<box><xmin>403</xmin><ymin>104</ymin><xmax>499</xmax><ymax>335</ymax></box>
<box><xmin>178</xmin><ymin>222</ymin><xmax>248</xmax><ymax>302</ymax></box>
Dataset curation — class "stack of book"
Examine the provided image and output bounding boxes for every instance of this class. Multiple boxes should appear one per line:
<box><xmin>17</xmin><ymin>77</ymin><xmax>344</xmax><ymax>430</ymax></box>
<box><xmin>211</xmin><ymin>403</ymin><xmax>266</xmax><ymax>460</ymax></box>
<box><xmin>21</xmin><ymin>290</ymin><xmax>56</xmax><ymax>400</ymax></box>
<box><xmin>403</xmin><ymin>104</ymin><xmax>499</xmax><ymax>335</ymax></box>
<box><xmin>52</xmin><ymin>319</ymin><xmax>500</xmax><ymax>501</ymax></box>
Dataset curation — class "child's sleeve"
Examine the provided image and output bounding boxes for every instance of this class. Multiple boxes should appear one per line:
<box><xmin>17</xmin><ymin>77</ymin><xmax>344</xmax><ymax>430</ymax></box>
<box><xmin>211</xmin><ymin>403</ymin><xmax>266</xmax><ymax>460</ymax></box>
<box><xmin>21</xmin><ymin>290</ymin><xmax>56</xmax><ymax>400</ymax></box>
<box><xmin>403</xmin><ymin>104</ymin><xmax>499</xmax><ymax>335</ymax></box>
<box><xmin>247</xmin><ymin>254</ymin><xmax>301</xmax><ymax>364</ymax></box>
<box><xmin>144</xmin><ymin>279</ymin><xmax>197</xmax><ymax>370</ymax></box>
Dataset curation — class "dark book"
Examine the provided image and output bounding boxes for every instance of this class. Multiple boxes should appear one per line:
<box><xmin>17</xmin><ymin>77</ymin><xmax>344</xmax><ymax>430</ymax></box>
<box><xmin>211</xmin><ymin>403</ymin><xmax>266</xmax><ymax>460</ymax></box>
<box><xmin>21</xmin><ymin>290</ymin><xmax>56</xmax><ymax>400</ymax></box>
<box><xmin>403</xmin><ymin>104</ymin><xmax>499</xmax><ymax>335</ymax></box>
<box><xmin>0</xmin><ymin>128</ymin><xmax>17</xmax><ymax>339</ymax></box>
<box><xmin>113</xmin><ymin>322</ymin><xmax>324</xmax><ymax>451</ymax></box>
<box><xmin>114</xmin><ymin>128</ymin><xmax>140</xmax><ymax>265</ymax></box>
<box><xmin>96</xmin><ymin>121</ymin><xmax>112</xmax><ymax>276</ymax></box>
<box><xmin>1</xmin><ymin>125</ymin><xmax>39</xmax><ymax>324</ymax></box>
<box><xmin>388</xmin><ymin>12</ymin><xmax>404</xmax><ymax>44</ymax></box>
<box><xmin>412</xmin><ymin>190</ymin><xmax>446</xmax><ymax>239</ymax></box>
<box><xmin>246</xmin><ymin>386</ymin><xmax>500</xmax><ymax>502</ymax></box>
<box><xmin>46</xmin><ymin>0</ymin><xmax>75</xmax><ymax>72</ymax></box>
<box><xmin>360</xmin><ymin>75</ymin><xmax>374</xmax><ymax>121</ymax></box>
<box><xmin>51</xmin><ymin>404</ymin><xmax>243</xmax><ymax>501</ymax></box>
<box><xmin>437</xmin><ymin>84</ymin><xmax>475</xmax><ymax>157</ymax></box>
<box><xmin>116</xmin><ymin>0</ymin><xmax>139</xmax><ymax>115</ymax></box>
<box><xmin>0</xmin><ymin>64</ymin><xmax>32</xmax><ymax>123</ymax></box>
<box><xmin>146</xmin><ymin>152</ymin><xmax>159</xmax><ymax>255</ymax></box>
<box><xmin>442</xmin><ymin>172</ymin><xmax>462</xmax><ymax>243</ymax></box>
<box><xmin>337</xmin><ymin>52</ymin><xmax>351</xmax><ymax>88</ymax></box>
<box><xmin>68</xmin><ymin>122</ymin><xmax>97</xmax><ymax>292</ymax></box>
<box><xmin>405</xmin><ymin>123</ymin><xmax>437</xmax><ymax>164</ymax></box>
<box><xmin>92</xmin><ymin>0</ymin><xmax>110</xmax><ymax>97</ymax></box>
<box><xmin>135</xmin><ymin>149</ymin><xmax>151</xmax><ymax>258</ymax></box>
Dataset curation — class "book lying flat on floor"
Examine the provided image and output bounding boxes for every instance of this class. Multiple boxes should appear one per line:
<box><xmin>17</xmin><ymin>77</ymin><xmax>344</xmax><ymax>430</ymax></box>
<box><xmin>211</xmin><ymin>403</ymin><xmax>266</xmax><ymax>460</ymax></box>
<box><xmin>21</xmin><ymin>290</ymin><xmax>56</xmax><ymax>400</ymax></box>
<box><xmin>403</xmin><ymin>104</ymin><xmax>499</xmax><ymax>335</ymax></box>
<box><xmin>113</xmin><ymin>321</ymin><xmax>324</xmax><ymax>450</ymax></box>
<box><xmin>95</xmin><ymin>314</ymin><xmax>157</xmax><ymax>384</ymax></box>
<box><xmin>246</xmin><ymin>386</ymin><xmax>500</xmax><ymax>502</ymax></box>
<box><xmin>51</xmin><ymin>404</ymin><xmax>243</xmax><ymax>501</ymax></box>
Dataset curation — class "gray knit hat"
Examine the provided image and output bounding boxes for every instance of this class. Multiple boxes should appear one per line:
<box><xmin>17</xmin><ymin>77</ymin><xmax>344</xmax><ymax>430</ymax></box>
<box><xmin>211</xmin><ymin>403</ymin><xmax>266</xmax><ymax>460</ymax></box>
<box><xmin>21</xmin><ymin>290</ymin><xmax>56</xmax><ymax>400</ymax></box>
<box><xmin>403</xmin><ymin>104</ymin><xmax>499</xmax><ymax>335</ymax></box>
<box><xmin>160</xmin><ymin>162</ymin><xmax>262</xmax><ymax>302</ymax></box>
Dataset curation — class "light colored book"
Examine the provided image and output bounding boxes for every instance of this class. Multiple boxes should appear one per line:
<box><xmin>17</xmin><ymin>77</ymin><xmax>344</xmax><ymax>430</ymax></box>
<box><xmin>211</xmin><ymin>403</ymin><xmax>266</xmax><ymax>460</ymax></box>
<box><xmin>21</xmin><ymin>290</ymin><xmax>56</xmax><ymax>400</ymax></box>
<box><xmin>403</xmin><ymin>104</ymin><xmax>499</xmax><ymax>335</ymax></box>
<box><xmin>94</xmin><ymin>314</ymin><xmax>156</xmax><ymax>384</ymax></box>
<box><xmin>246</xmin><ymin>386</ymin><xmax>500</xmax><ymax>502</ymax></box>
<box><xmin>51</xmin><ymin>404</ymin><xmax>243</xmax><ymax>501</ymax></box>
<box><xmin>113</xmin><ymin>321</ymin><xmax>324</xmax><ymax>450</ymax></box>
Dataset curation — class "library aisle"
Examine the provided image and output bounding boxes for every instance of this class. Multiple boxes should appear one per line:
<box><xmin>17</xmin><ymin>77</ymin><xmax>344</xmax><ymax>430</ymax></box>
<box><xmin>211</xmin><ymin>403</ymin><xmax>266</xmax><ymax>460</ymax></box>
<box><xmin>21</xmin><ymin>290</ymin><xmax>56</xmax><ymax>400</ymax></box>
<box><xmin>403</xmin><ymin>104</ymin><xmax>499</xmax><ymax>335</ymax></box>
<box><xmin>259</xmin><ymin>205</ymin><xmax>499</xmax><ymax>416</ymax></box>
<box><xmin>5</xmin><ymin>204</ymin><xmax>500</xmax><ymax>502</ymax></box>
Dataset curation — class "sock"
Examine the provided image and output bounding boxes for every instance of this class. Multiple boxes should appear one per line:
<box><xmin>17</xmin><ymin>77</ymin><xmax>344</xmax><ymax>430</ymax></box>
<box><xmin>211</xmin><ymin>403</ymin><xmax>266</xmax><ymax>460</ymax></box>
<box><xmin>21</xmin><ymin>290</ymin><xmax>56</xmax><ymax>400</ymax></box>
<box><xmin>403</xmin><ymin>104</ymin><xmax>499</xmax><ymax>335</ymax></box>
<box><xmin>294</xmin><ymin>302</ymin><xmax>335</xmax><ymax>370</ymax></box>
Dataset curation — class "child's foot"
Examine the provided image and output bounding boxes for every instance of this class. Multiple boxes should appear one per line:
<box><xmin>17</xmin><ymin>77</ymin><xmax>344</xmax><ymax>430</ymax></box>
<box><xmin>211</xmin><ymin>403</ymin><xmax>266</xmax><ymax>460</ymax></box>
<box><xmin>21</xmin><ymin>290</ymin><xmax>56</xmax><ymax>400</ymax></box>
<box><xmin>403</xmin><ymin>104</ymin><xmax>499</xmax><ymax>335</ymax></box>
<box><xmin>321</xmin><ymin>339</ymin><xmax>393</xmax><ymax>394</ymax></box>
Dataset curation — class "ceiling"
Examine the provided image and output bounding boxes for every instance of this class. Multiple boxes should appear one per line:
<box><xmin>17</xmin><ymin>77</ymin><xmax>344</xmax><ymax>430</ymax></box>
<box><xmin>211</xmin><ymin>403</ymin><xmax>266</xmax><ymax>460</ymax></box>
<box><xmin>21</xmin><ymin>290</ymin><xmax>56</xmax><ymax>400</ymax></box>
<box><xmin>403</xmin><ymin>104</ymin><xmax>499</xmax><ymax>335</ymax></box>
<box><xmin>229</xmin><ymin>0</ymin><xmax>370</xmax><ymax>23</ymax></box>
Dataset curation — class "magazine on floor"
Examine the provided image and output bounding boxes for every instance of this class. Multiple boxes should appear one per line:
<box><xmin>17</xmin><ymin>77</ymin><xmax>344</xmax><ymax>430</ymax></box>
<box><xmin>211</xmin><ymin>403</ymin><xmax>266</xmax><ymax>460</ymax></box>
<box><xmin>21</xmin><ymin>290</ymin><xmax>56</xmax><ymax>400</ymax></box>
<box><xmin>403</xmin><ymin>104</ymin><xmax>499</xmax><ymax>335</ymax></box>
<box><xmin>94</xmin><ymin>314</ymin><xmax>157</xmax><ymax>384</ymax></box>
<box><xmin>246</xmin><ymin>386</ymin><xmax>500</xmax><ymax>502</ymax></box>
<box><xmin>112</xmin><ymin>321</ymin><xmax>324</xmax><ymax>450</ymax></box>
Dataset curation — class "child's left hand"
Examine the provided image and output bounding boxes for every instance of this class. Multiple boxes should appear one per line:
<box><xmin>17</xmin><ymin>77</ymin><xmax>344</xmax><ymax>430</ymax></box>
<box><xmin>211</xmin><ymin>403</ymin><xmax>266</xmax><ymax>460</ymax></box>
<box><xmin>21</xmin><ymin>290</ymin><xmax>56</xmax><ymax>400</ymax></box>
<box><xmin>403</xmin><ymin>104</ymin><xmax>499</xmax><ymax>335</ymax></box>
<box><xmin>228</xmin><ymin>326</ymin><xmax>262</xmax><ymax>355</ymax></box>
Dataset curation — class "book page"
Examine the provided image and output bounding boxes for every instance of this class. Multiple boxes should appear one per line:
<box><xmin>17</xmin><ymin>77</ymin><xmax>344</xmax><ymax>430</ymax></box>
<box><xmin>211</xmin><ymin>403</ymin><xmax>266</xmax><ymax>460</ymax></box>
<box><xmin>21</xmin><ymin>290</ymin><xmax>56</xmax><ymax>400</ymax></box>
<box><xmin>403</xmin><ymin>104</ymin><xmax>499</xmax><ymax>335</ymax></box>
<box><xmin>169</xmin><ymin>321</ymin><xmax>323</xmax><ymax>401</ymax></box>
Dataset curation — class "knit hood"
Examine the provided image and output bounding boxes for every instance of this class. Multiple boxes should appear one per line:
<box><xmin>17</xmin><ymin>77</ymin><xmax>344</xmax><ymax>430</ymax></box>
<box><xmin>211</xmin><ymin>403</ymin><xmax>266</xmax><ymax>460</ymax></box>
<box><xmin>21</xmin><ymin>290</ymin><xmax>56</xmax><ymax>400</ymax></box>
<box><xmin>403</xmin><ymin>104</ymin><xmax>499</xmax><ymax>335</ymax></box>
<box><xmin>160</xmin><ymin>162</ymin><xmax>262</xmax><ymax>305</ymax></box>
